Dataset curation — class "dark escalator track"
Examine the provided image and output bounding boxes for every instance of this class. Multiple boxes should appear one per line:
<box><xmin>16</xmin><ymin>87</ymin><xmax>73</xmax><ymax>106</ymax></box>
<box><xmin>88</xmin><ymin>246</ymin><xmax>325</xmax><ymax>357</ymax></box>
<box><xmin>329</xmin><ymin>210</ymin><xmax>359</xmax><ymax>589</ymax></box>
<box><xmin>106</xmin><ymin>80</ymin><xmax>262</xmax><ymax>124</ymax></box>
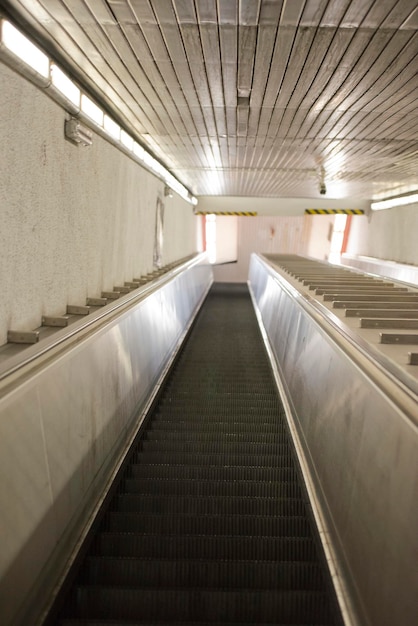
<box><xmin>54</xmin><ymin>283</ymin><xmax>343</xmax><ymax>626</ymax></box>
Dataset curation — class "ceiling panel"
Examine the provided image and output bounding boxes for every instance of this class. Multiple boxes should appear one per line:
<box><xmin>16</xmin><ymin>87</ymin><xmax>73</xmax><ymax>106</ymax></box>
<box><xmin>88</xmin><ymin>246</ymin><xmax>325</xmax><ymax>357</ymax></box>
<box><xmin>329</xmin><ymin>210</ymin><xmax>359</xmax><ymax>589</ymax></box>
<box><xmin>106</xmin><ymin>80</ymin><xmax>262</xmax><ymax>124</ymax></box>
<box><xmin>2</xmin><ymin>0</ymin><xmax>418</xmax><ymax>200</ymax></box>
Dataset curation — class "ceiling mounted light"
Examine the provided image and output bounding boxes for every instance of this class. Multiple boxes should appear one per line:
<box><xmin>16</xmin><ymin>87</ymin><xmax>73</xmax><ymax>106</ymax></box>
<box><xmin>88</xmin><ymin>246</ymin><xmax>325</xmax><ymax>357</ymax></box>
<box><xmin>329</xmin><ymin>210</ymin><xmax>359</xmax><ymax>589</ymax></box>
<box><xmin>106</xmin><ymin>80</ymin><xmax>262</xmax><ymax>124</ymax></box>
<box><xmin>51</xmin><ymin>64</ymin><xmax>80</xmax><ymax>107</ymax></box>
<box><xmin>2</xmin><ymin>20</ymin><xmax>49</xmax><ymax>78</ymax></box>
<box><xmin>81</xmin><ymin>94</ymin><xmax>103</xmax><ymax>126</ymax></box>
<box><xmin>103</xmin><ymin>115</ymin><xmax>120</xmax><ymax>140</ymax></box>
<box><xmin>121</xmin><ymin>130</ymin><xmax>134</xmax><ymax>150</ymax></box>
<box><xmin>371</xmin><ymin>192</ymin><xmax>418</xmax><ymax>211</ymax></box>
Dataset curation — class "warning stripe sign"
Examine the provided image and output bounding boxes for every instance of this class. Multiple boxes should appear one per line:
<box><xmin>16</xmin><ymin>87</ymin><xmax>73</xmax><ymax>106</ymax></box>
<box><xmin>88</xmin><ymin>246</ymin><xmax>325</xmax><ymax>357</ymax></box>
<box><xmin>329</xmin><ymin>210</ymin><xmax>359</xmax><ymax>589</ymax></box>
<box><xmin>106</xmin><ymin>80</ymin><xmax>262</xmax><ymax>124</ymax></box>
<box><xmin>305</xmin><ymin>209</ymin><xmax>365</xmax><ymax>215</ymax></box>
<box><xmin>195</xmin><ymin>211</ymin><xmax>258</xmax><ymax>216</ymax></box>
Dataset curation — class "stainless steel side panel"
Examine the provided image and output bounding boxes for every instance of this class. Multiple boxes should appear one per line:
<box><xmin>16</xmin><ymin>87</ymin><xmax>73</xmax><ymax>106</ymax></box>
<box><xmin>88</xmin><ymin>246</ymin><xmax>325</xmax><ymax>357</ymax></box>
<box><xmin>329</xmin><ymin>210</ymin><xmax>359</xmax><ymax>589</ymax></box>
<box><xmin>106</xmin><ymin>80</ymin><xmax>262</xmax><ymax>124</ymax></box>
<box><xmin>249</xmin><ymin>253</ymin><xmax>418</xmax><ymax>626</ymax></box>
<box><xmin>341</xmin><ymin>254</ymin><xmax>418</xmax><ymax>287</ymax></box>
<box><xmin>0</xmin><ymin>256</ymin><xmax>213</xmax><ymax>626</ymax></box>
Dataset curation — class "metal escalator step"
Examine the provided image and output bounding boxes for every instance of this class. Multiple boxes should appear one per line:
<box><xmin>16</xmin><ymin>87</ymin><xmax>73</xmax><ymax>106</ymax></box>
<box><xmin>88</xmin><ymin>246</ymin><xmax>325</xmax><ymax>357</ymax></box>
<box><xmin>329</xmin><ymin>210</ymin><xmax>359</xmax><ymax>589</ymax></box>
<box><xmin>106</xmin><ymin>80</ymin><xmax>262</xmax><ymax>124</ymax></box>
<box><xmin>129</xmin><ymin>464</ymin><xmax>297</xmax><ymax>481</ymax></box>
<box><xmin>149</xmin><ymin>420</ymin><xmax>286</xmax><ymax>432</ymax></box>
<box><xmin>61</xmin><ymin>621</ymin><xmax>333</xmax><ymax>626</ymax></box>
<box><xmin>159</xmin><ymin>389</ymin><xmax>280</xmax><ymax>398</ymax></box>
<box><xmin>115</xmin><ymin>494</ymin><xmax>306</xmax><ymax>516</ymax></box>
<box><xmin>139</xmin><ymin>440</ymin><xmax>289</xmax><ymax>454</ymax></box>
<box><xmin>143</xmin><ymin>431</ymin><xmax>289</xmax><ymax>443</ymax></box>
<box><xmin>166</xmin><ymin>382</ymin><xmax>277</xmax><ymax>392</ymax></box>
<box><xmin>157</xmin><ymin>400</ymin><xmax>281</xmax><ymax>410</ymax></box>
<box><xmin>133</xmin><ymin>452</ymin><xmax>293</xmax><ymax>466</ymax></box>
<box><xmin>152</xmin><ymin>412</ymin><xmax>283</xmax><ymax>423</ymax></box>
<box><xmin>72</xmin><ymin>587</ymin><xmax>335</xmax><ymax>623</ymax></box>
<box><xmin>122</xmin><ymin>478</ymin><xmax>301</xmax><ymax>498</ymax></box>
<box><xmin>84</xmin><ymin>556</ymin><xmax>326</xmax><ymax>590</ymax></box>
<box><xmin>104</xmin><ymin>513</ymin><xmax>311</xmax><ymax>537</ymax></box>
<box><xmin>95</xmin><ymin>533</ymin><xmax>317</xmax><ymax>561</ymax></box>
<box><xmin>162</xmin><ymin>379</ymin><xmax>278</xmax><ymax>386</ymax></box>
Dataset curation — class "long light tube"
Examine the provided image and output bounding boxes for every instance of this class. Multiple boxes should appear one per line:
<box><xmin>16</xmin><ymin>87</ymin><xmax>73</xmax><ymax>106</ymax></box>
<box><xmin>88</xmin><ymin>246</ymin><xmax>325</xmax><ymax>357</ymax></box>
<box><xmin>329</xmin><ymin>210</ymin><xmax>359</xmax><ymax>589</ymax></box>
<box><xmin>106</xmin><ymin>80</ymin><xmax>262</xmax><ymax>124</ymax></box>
<box><xmin>2</xmin><ymin>20</ymin><xmax>49</xmax><ymax>77</ymax></box>
<box><xmin>81</xmin><ymin>95</ymin><xmax>104</xmax><ymax>126</ymax></box>
<box><xmin>104</xmin><ymin>114</ymin><xmax>120</xmax><ymax>140</ymax></box>
<box><xmin>371</xmin><ymin>193</ymin><xmax>418</xmax><ymax>211</ymax></box>
<box><xmin>51</xmin><ymin>64</ymin><xmax>80</xmax><ymax>107</ymax></box>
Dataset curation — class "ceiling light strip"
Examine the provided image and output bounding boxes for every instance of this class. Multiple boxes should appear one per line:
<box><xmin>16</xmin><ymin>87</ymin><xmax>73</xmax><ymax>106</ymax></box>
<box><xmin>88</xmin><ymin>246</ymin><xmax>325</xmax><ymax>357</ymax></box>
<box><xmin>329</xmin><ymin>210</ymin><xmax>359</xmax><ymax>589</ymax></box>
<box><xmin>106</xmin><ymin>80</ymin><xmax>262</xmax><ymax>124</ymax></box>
<box><xmin>0</xmin><ymin>17</ymin><xmax>197</xmax><ymax>206</ymax></box>
<box><xmin>370</xmin><ymin>193</ymin><xmax>418</xmax><ymax>211</ymax></box>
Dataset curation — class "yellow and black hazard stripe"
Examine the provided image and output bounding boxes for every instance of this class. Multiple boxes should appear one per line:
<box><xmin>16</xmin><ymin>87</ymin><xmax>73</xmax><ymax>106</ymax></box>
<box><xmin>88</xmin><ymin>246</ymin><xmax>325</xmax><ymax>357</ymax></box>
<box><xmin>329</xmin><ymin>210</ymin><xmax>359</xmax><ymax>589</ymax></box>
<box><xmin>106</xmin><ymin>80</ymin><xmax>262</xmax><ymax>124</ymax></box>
<box><xmin>194</xmin><ymin>211</ymin><xmax>258</xmax><ymax>216</ymax></box>
<box><xmin>305</xmin><ymin>209</ymin><xmax>364</xmax><ymax>215</ymax></box>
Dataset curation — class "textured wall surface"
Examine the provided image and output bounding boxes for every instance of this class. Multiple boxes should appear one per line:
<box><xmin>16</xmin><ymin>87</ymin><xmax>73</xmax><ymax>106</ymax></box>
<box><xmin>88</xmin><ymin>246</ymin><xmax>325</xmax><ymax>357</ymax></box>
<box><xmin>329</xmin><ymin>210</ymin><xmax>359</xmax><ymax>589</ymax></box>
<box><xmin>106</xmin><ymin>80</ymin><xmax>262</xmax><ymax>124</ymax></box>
<box><xmin>347</xmin><ymin>206</ymin><xmax>418</xmax><ymax>266</ymax></box>
<box><xmin>0</xmin><ymin>63</ymin><xmax>197</xmax><ymax>345</ymax></box>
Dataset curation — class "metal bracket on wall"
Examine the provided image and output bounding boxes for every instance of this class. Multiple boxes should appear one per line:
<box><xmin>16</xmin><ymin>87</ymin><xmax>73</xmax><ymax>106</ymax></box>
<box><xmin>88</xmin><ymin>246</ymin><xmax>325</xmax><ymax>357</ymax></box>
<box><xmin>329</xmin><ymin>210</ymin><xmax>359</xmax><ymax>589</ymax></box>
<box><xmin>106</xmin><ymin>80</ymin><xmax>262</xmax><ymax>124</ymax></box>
<box><xmin>7</xmin><ymin>330</ymin><xmax>40</xmax><ymax>344</ymax></box>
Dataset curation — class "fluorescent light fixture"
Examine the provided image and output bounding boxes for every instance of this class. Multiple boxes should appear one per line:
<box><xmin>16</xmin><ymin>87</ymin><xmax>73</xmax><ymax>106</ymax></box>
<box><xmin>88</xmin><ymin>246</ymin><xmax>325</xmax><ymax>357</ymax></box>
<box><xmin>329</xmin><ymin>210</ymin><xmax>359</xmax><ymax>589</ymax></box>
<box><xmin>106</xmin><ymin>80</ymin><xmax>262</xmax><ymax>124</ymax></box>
<box><xmin>51</xmin><ymin>64</ymin><xmax>80</xmax><ymax>107</ymax></box>
<box><xmin>371</xmin><ymin>193</ymin><xmax>418</xmax><ymax>211</ymax></box>
<box><xmin>143</xmin><ymin>152</ymin><xmax>156</xmax><ymax>168</ymax></box>
<box><xmin>2</xmin><ymin>20</ymin><xmax>49</xmax><ymax>78</ymax></box>
<box><xmin>191</xmin><ymin>196</ymin><xmax>198</xmax><ymax>206</ymax></box>
<box><xmin>121</xmin><ymin>130</ymin><xmax>134</xmax><ymax>150</ymax></box>
<box><xmin>81</xmin><ymin>94</ymin><xmax>104</xmax><ymax>126</ymax></box>
<box><xmin>104</xmin><ymin>115</ymin><xmax>120</xmax><ymax>140</ymax></box>
<box><xmin>151</xmin><ymin>159</ymin><xmax>163</xmax><ymax>175</ymax></box>
<box><xmin>133</xmin><ymin>142</ymin><xmax>145</xmax><ymax>160</ymax></box>
<box><xmin>64</xmin><ymin>118</ymin><xmax>92</xmax><ymax>146</ymax></box>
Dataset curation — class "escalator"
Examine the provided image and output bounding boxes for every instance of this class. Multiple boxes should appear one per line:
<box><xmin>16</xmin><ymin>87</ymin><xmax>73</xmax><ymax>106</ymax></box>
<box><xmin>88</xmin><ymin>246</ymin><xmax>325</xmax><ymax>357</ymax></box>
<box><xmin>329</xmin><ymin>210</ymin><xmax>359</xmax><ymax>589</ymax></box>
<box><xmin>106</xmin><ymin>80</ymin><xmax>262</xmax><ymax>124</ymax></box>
<box><xmin>51</xmin><ymin>283</ymin><xmax>343</xmax><ymax>626</ymax></box>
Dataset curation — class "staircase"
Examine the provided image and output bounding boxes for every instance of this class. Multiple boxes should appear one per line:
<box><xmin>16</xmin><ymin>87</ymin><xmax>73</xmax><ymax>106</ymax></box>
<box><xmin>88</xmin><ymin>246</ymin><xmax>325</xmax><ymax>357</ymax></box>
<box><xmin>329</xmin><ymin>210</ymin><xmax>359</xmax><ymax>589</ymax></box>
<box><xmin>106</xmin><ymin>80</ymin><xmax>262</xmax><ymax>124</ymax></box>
<box><xmin>55</xmin><ymin>283</ymin><xmax>343</xmax><ymax>625</ymax></box>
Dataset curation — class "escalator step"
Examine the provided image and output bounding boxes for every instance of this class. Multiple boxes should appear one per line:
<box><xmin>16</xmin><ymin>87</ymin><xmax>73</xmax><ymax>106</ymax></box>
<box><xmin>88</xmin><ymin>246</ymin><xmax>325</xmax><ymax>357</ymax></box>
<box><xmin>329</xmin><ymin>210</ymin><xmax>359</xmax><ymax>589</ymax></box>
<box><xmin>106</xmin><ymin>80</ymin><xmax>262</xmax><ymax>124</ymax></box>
<box><xmin>139</xmin><ymin>441</ymin><xmax>290</xmax><ymax>454</ymax></box>
<box><xmin>83</xmin><ymin>556</ymin><xmax>327</xmax><ymax>590</ymax></box>
<box><xmin>72</xmin><ymin>587</ymin><xmax>335</xmax><ymax>623</ymax></box>
<box><xmin>115</xmin><ymin>494</ymin><xmax>306</xmax><ymax>516</ymax></box>
<box><xmin>61</xmin><ymin>621</ymin><xmax>332</xmax><ymax>626</ymax></box>
<box><xmin>129</xmin><ymin>464</ymin><xmax>296</xmax><ymax>481</ymax></box>
<box><xmin>95</xmin><ymin>533</ymin><xmax>317</xmax><ymax>561</ymax></box>
<box><xmin>122</xmin><ymin>478</ymin><xmax>301</xmax><ymax>497</ymax></box>
<box><xmin>157</xmin><ymin>400</ymin><xmax>281</xmax><ymax>411</ymax></box>
<box><xmin>148</xmin><ymin>420</ymin><xmax>286</xmax><ymax>432</ymax></box>
<box><xmin>133</xmin><ymin>452</ymin><xmax>294</xmax><ymax>466</ymax></box>
<box><xmin>104</xmin><ymin>513</ymin><xmax>311</xmax><ymax>537</ymax></box>
<box><xmin>143</xmin><ymin>431</ymin><xmax>289</xmax><ymax>443</ymax></box>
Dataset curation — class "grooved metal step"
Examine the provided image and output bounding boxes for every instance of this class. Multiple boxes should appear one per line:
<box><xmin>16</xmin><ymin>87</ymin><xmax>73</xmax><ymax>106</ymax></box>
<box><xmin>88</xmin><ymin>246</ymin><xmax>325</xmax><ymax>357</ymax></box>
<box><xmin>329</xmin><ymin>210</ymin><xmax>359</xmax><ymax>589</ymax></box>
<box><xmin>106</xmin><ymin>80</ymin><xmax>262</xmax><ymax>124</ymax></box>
<box><xmin>72</xmin><ymin>587</ymin><xmax>335</xmax><ymax>623</ymax></box>
<box><xmin>139</xmin><ymin>440</ymin><xmax>290</xmax><ymax>454</ymax></box>
<box><xmin>61</xmin><ymin>622</ymin><xmax>332</xmax><ymax>626</ymax></box>
<box><xmin>133</xmin><ymin>452</ymin><xmax>294</xmax><ymax>466</ymax></box>
<box><xmin>83</xmin><ymin>556</ymin><xmax>326</xmax><ymax>590</ymax></box>
<box><xmin>122</xmin><ymin>478</ymin><xmax>301</xmax><ymax>498</ymax></box>
<box><xmin>95</xmin><ymin>533</ymin><xmax>317</xmax><ymax>561</ymax></box>
<box><xmin>129</xmin><ymin>464</ymin><xmax>297</xmax><ymax>481</ymax></box>
<box><xmin>104</xmin><ymin>513</ymin><xmax>311</xmax><ymax>537</ymax></box>
<box><xmin>149</xmin><ymin>420</ymin><xmax>286</xmax><ymax>432</ymax></box>
<box><xmin>143</xmin><ymin>430</ymin><xmax>289</xmax><ymax>443</ymax></box>
<box><xmin>115</xmin><ymin>494</ymin><xmax>307</xmax><ymax>516</ymax></box>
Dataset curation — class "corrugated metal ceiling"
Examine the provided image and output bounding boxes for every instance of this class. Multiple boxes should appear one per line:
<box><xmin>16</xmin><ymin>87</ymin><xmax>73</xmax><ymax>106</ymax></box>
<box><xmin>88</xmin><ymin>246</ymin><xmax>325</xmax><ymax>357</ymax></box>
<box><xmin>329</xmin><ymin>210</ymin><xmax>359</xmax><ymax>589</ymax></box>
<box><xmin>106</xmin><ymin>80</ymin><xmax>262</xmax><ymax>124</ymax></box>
<box><xmin>2</xmin><ymin>0</ymin><xmax>418</xmax><ymax>200</ymax></box>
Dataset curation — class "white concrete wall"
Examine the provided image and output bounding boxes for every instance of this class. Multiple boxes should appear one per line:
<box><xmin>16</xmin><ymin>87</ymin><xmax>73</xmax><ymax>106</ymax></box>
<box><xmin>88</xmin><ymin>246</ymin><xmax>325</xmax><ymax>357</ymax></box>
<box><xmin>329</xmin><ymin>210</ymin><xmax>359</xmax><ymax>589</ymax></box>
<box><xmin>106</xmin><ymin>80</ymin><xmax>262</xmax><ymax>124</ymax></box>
<box><xmin>0</xmin><ymin>62</ymin><xmax>197</xmax><ymax>345</ymax></box>
<box><xmin>306</xmin><ymin>214</ymin><xmax>335</xmax><ymax>260</ymax></box>
<box><xmin>347</xmin><ymin>205</ymin><xmax>418</xmax><ymax>266</ymax></box>
<box><xmin>213</xmin><ymin>215</ymin><xmax>311</xmax><ymax>282</ymax></box>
